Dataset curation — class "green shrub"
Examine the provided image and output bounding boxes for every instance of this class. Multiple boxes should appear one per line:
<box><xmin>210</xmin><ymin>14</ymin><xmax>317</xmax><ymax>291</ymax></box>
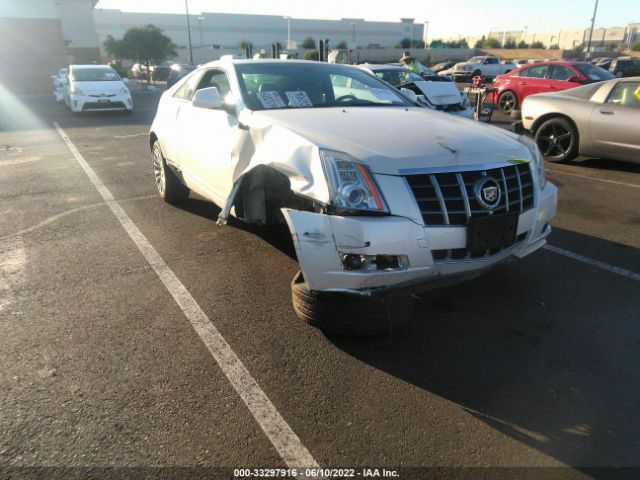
<box><xmin>304</xmin><ymin>49</ymin><xmax>319</xmax><ymax>61</ymax></box>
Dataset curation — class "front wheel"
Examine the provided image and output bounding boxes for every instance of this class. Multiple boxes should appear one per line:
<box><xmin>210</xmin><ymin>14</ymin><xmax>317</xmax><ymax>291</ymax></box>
<box><xmin>152</xmin><ymin>141</ymin><xmax>189</xmax><ymax>203</ymax></box>
<box><xmin>498</xmin><ymin>91</ymin><xmax>518</xmax><ymax>113</ymax></box>
<box><xmin>534</xmin><ymin>118</ymin><xmax>578</xmax><ymax>163</ymax></box>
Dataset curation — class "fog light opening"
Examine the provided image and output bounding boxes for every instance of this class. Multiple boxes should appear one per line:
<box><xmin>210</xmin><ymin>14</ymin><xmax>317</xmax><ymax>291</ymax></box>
<box><xmin>342</xmin><ymin>254</ymin><xmax>363</xmax><ymax>271</ymax></box>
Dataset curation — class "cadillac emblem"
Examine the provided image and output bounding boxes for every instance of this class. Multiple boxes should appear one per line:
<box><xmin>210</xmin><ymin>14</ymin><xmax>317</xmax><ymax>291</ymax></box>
<box><xmin>474</xmin><ymin>177</ymin><xmax>501</xmax><ymax>210</ymax></box>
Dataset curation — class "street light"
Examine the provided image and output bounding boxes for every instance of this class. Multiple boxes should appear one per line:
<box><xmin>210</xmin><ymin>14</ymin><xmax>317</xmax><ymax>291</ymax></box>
<box><xmin>283</xmin><ymin>16</ymin><xmax>291</xmax><ymax>49</ymax></box>
<box><xmin>586</xmin><ymin>0</ymin><xmax>600</xmax><ymax>59</ymax></box>
<box><xmin>423</xmin><ymin>21</ymin><xmax>429</xmax><ymax>48</ymax></box>
<box><xmin>197</xmin><ymin>15</ymin><xmax>204</xmax><ymax>47</ymax></box>
<box><xmin>185</xmin><ymin>0</ymin><xmax>193</xmax><ymax>65</ymax></box>
<box><xmin>350</xmin><ymin>22</ymin><xmax>356</xmax><ymax>43</ymax></box>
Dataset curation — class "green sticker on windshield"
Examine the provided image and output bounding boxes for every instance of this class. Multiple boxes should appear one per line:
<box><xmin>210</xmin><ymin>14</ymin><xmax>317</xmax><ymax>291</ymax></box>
<box><xmin>509</xmin><ymin>158</ymin><xmax>530</xmax><ymax>164</ymax></box>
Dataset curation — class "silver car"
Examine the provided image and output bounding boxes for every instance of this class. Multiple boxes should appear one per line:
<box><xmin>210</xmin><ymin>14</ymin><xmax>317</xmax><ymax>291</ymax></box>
<box><xmin>521</xmin><ymin>77</ymin><xmax>640</xmax><ymax>163</ymax></box>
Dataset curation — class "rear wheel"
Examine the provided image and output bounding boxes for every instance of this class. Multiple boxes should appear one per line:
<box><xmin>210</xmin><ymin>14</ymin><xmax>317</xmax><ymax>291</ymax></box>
<box><xmin>152</xmin><ymin>141</ymin><xmax>189</xmax><ymax>203</ymax></box>
<box><xmin>534</xmin><ymin>117</ymin><xmax>578</xmax><ymax>163</ymax></box>
<box><xmin>291</xmin><ymin>271</ymin><xmax>415</xmax><ymax>336</ymax></box>
<box><xmin>498</xmin><ymin>91</ymin><xmax>518</xmax><ymax>113</ymax></box>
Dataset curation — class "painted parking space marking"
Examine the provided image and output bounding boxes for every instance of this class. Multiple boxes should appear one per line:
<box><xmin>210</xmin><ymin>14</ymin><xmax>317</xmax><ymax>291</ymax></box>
<box><xmin>53</xmin><ymin>121</ymin><xmax>320</xmax><ymax>470</ymax></box>
<box><xmin>546</xmin><ymin>168</ymin><xmax>640</xmax><ymax>190</ymax></box>
<box><xmin>544</xmin><ymin>244</ymin><xmax>640</xmax><ymax>283</ymax></box>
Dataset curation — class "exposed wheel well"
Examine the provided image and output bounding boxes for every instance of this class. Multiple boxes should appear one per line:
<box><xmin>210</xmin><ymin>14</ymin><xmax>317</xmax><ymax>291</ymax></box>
<box><xmin>149</xmin><ymin>132</ymin><xmax>158</xmax><ymax>150</ymax></box>
<box><xmin>531</xmin><ymin>113</ymin><xmax>580</xmax><ymax>148</ymax></box>
<box><xmin>233</xmin><ymin>166</ymin><xmax>316</xmax><ymax>226</ymax></box>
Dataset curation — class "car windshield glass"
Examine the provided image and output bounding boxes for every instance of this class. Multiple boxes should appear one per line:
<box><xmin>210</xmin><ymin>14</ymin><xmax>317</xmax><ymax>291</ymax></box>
<box><xmin>573</xmin><ymin>64</ymin><xmax>615</xmax><ymax>81</ymax></box>
<box><xmin>71</xmin><ymin>68</ymin><xmax>121</xmax><ymax>81</ymax></box>
<box><xmin>235</xmin><ymin>62</ymin><xmax>411</xmax><ymax>110</ymax></box>
<box><xmin>373</xmin><ymin>69</ymin><xmax>423</xmax><ymax>86</ymax></box>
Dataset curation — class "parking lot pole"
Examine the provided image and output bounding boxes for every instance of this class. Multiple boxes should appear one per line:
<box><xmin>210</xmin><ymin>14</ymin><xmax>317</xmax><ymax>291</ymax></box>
<box><xmin>585</xmin><ymin>0</ymin><xmax>599</xmax><ymax>59</ymax></box>
<box><xmin>185</xmin><ymin>0</ymin><xmax>194</xmax><ymax>65</ymax></box>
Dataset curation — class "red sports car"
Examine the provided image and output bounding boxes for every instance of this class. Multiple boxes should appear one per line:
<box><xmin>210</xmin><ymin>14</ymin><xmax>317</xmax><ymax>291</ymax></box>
<box><xmin>491</xmin><ymin>61</ymin><xmax>614</xmax><ymax>113</ymax></box>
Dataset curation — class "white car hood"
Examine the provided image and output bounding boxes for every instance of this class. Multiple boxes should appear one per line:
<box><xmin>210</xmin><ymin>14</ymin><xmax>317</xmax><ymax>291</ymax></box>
<box><xmin>71</xmin><ymin>80</ymin><xmax>125</xmax><ymax>95</ymax></box>
<box><xmin>251</xmin><ymin>107</ymin><xmax>527</xmax><ymax>175</ymax></box>
<box><xmin>412</xmin><ymin>80</ymin><xmax>463</xmax><ymax>106</ymax></box>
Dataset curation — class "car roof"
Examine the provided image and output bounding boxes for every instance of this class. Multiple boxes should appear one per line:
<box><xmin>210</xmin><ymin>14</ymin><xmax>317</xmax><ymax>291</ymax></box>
<box><xmin>70</xmin><ymin>64</ymin><xmax>113</xmax><ymax>70</ymax></box>
<box><xmin>360</xmin><ymin>64</ymin><xmax>405</xmax><ymax>71</ymax></box>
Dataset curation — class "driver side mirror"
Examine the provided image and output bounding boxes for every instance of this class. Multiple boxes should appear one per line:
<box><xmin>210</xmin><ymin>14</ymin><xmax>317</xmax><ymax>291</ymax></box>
<box><xmin>193</xmin><ymin>86</ymin><xmax>224</xmax><ymax>109</ymax></box>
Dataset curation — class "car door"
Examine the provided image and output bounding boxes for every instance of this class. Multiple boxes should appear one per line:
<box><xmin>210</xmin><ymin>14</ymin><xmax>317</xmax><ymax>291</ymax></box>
<box><xmin>590</xmin><ymin>81</ymin><xmax>640</xmax><ymax>161</ymax></box>
<box><xmin>176</xmin><ymin>68</ymin><xmax>238</xmax><ymax>205</ymax></box>
<box><xmin>161</xmin><ymin>71</ymin><xmax>203</xmax><ymax>165</ymax></box>
<box><xmin>483</xmin><ymin>57</ymin><xmax>499</xmax><ymax>77</ymax></box>
<box><xmin>517</xmin><ymin>64</ymin><xmax>550</xmax><ymax>100</ymax></box>
<box><xmin>546</xmin><ymin>65</ymin><xmax>583</xmax><ymax>93</ymax></box>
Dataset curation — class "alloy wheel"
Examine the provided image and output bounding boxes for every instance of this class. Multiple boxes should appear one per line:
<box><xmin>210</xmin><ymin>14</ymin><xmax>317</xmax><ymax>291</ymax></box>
<box><xmin>499</xmin><ymin>92</ymin><xmax>517</xmax><ymax>113</ymax></box>
<box><xmin>153</xmin><ymin>147</ymin><xmax>166</xmax><ymax>196</ymax></box>
<box><xmin>537</xmin><ymin>122</ymin><xmax>573</xmax><ymax>159</ymax></box>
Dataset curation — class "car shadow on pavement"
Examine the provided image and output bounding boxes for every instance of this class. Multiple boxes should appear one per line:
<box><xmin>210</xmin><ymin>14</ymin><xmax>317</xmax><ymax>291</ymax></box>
<box><xmin>327</xmin><ymin>227</ymin><xmax>640</xmax><ymax>476</ymax></box>
<box><xmin>175</xmin><ymin>196</ymin><xmax>297</xmax><ymax>261</ymax></box>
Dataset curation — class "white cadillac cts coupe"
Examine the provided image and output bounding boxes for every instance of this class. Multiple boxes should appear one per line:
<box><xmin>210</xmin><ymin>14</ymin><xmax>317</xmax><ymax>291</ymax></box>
<box><xmin>150</xmin><ymin>59</ymin><xmax>557</xmax><ymax>334</ymax></box>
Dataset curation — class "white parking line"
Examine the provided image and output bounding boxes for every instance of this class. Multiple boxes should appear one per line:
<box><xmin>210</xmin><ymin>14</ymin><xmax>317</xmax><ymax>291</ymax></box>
<box><xmin>544</xmin><ymin>245</ymin><xmax>640</xmax><ymax>283</ymax></box>
<box><xmin>546</xmin><ymin>169</ymin><xmax>640</xmax><ymax>190</ymax></box>
<box><xmin>53</xmin><ymin>122</ymin><xmax>320</xmax><ymax>469</ymax></box>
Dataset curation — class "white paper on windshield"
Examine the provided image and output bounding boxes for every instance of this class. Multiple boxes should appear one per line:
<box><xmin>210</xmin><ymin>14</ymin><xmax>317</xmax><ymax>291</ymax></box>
<box><xmin>257</xmin><ymin>91</ymin><xmax>286</xmax><ymax>109</ymax></box>
<box><xmin>285</xmin><ymin>91</ymin><xmax>314</xmax><ymax>107</ymax></box>
<box><xmin>370</xmin><ymin>88</ymin><xmax>398</xmax><ymax>102</ymax></box>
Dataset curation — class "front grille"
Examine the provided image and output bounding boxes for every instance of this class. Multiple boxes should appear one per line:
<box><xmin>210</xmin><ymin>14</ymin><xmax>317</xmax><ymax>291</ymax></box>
<box><xmin>431</xmin><ymin>232</ymin><xmax>528</xmax><ymax>263</ymax></box>
<box><xmin>406</xmin><ymin>163</ymin><xmax>534</xmax><ymax>226</ymax></box>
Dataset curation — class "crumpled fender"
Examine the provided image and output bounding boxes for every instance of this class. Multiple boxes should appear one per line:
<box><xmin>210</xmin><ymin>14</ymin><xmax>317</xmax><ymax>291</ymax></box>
<box><xmin>217</xmin><ymin>110</ymin><xmax>329</xmax><ymax>224</ymax></box>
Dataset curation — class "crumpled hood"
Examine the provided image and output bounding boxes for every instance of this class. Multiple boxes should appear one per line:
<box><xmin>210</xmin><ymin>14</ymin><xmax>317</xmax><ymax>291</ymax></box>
<box><xmin>413</xmin><ymin>80</ymin><xmax>464</xmax><ymax>106</ymax></box>
<box><xmin>71</xmin><ymin>80</ymin><xmax>126</xmax><ymax>95</ymax></box>
<box><xmin>252</xmin><ymin>107</ymin><xmax>528</xmax><ymax>175</ymax></box>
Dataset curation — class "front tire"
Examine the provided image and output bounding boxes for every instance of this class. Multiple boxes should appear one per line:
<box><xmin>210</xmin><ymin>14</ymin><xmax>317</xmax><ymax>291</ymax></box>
<box><xmin>152</xmin><ymin>141</ymin><xmax>189</xmax><ymax>203</ymax></box>
<box><xmin>291</xmin><ymin>271</ymin><xmax>415</xmax><ymax>336</ymax></box>
<box><xmin>534</xmin><ymin>117</ymin><xmax>578</xmax><ymax>163</ymax></box>
<box><xmin>498</xmin><ymin>91</ymin><xmax>518</xmax><ymax>113</ymax></box>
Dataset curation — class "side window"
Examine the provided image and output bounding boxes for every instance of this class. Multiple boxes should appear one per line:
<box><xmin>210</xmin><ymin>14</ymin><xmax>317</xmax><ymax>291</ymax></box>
<box><xmin>173</xmin><ymin>72</ymin><xmax>201</xmax><ymax>100</ymax></box>
<box><xmin>606</xmin><ymin>82</ymin><xmax>640</xmax><ymax>109</ymax></box>
<box><xmin>521</xmin><ymin>65</ymin><xmax>548</xmax><ymax>79</ymax></box>
<box><xmin>549</xmin><ymin>65</ymin><xmax>576</xmax><ymax>81</ymax></box>
<box><xmin>196</xmin><ymin>69</ymin><xmax>232</xmax><ymax>101</ymax></box>
<box><xmin>484</xmin><ymin>58</ymin><xmax>498</xmax><ymax>65</ymax></box>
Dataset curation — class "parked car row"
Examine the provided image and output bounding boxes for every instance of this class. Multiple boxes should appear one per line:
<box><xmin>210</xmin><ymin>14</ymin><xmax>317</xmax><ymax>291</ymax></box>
<box><xmin>51</xmin><ymin>64</ymin><xmax>133</xmax><ymax>114</ymax></box>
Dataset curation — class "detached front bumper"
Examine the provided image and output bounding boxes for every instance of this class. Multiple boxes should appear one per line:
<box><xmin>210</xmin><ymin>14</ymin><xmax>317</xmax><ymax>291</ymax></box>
<box><xmin>283</xmin><ymin>181</ymin><xmax>557</xmax><ymax>295</ymax></box>
<box><xmin>69</xmin><ymin>94</ymin><xmax>132</xmax><ymax>112</ymax></box>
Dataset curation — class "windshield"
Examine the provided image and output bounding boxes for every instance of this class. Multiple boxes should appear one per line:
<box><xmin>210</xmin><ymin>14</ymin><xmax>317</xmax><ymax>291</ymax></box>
<box><xmin>373</xmin><ymin>69</ymin><xmax>423</xmax><ymax>86</ymax></box>
<box><xmin>573</xmin><ymin>64</ymin><xmax>615</xmax><ymax>81</ymax></box>
<box><xmin>235</xmin><ymin>62</ymin><xmax>411</xmax><ymax>110</ymax></box>
<box><xmin>71</xmin><ymin>67</ymin><xmax>121</xmax><ymax>82</ymax></box>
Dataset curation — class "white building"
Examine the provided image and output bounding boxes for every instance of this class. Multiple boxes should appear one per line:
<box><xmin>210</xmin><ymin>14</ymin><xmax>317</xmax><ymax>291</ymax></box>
<box><xmin>94</xmin><ymin>9</ymin><xmax>426</xmax><ymax>63</ymax></box>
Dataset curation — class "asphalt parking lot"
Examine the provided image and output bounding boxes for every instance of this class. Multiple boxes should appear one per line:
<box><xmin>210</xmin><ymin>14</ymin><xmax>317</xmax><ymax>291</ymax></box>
<box><xmin>1</xmin><ymin>89</ymin><xmax>639</xmax><ymax>480</ymax></box>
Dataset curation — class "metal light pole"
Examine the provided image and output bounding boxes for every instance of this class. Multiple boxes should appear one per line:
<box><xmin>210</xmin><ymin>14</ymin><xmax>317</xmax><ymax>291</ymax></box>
<box><xmin>423</xmin><ymin>21</ymin><xmax>429</xmax><ymax>48</ymax></box>
<box><xmin>351</xmin><ymin>22</ymin><xmax>356</xmax><ymax>43</ymax></box>
<box><xmin>185</xmin><ymin>0</ymin><xmax>194</xmax><ymax>65</ymax></box>
<box><xmin>284</xmin><ymin>16</ymin><xmax>291</xmax><ymax>49</ymax></box>
<box><xmin>586</xmin><ymin>0</ymin><xmax>599</xmax><ymax>59</ymax></box>
<box><xmin>197</xmin><ymin>15</ymin><xmax>204</xmax><ymax>47</ymax></box>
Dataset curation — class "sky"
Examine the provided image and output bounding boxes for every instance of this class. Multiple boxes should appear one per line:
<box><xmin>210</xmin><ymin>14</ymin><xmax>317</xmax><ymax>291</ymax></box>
<box><xmin>94</xmin><ymin>0</ymin><xmax>640</xmax><ymax>38</ymax></box>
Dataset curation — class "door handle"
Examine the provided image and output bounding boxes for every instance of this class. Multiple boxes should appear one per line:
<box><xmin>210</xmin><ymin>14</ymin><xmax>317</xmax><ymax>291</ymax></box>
<box><xmin>520</xmin><ymin>82</ymin><xmax>528</xmax><ymax>86</ymax></box>
<box><xmin>599</xmin><ymin>109</ymin><xmax>615</xmax><ymax>115</ymax></box>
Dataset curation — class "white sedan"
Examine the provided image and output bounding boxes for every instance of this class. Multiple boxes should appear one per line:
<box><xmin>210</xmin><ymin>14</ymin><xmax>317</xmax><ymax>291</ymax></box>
<box><xmin>63</xmin><ymin>65</ymin><xmax>132</xmax><ymax>114</ymax></box>
<box><xmin>149</xmin><ymin>59</ymin><xmax>557</xmax><ymax>334</ymax></box>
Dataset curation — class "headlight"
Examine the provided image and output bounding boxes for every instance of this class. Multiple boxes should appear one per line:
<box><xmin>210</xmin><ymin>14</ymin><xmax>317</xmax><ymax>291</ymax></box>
<box><xmin>461</xmin><ymin>93</ymin><xmax>471</xmax><ymax>108</ymax></box>
<box><xmin>71</xmin><ymin>87</ymin><xmax>85</xmax><ymax>96</ymax></box>
<box><xmin>119</xmin><ymin>86</ymin><xmax>129</xmax><ymax>95</ymax></box>
<box><xmin>518</xmin><ymin>135</ymin><xmax>546</xmax><ymax>189</ymax></box>
<box><xmin>319</xmin><ymin>149</ymin><xmax>388</xmax><ymax>213</ymax></box>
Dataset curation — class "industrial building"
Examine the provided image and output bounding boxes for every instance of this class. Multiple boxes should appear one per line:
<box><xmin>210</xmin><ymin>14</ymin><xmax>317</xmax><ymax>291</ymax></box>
<box><xmin>0</xmin><ymin>0</ymin><xmax>100</xmax><ymax>93</ymax></box>
<box><xmin>93</xmin><ymin>9</ymin><xmax>427</xmax><ymax>64</ymax></box>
